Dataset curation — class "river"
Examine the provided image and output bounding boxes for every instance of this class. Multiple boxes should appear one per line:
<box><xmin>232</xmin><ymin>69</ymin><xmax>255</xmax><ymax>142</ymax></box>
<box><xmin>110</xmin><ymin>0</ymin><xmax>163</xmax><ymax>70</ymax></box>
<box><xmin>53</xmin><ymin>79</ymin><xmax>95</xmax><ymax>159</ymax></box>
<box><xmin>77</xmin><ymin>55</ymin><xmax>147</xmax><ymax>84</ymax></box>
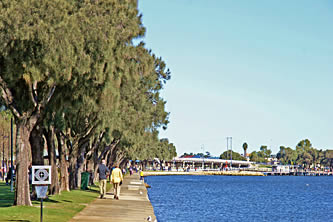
<box><xmin>145</xmin><ymin>175</ymin><xmax>333</xmax><ymax>222</ymax></box>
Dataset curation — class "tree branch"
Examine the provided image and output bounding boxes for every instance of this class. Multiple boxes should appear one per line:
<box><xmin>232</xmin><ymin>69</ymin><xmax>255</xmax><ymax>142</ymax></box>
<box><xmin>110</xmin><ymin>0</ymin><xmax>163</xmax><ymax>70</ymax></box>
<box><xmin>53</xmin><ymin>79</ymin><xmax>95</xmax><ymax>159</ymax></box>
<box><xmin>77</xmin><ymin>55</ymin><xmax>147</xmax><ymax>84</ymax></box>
<box><xmin>98</xmin><ymin>138</ymin><xmax>120</xmax><ymax>163</ymax></box>
<box><xmin>39</xmin><ymin>84</ymin><xmax>56</xmax><ymax>109</ymax></box>
<box><xmin>29</xmin><ymin>81</ymin><xmax>38</xmax><ymax>108</ymax></box>
<box><xmin>86</xmin><ymin>131</ymin><xmax>105</xmax><ymax>158</ymax></box>
<box><xmin>0</xmin><ymin>76</ymin><xmax>21</xmax><ymax>118</ymax></box>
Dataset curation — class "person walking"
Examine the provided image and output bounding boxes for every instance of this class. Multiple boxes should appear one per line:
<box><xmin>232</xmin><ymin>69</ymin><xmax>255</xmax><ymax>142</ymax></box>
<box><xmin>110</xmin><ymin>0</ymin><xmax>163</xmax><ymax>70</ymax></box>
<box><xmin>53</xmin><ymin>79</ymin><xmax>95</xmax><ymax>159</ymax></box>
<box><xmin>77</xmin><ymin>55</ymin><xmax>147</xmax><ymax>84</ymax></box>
<box><xmin>98</xmin><ymin>160</ymin><xmax>110</xmax><ymax>199</ymax></box>
<box><xmin>6</xmin><ymin>166</ymin><xmax>12</xmax><ymax>185</ymax></box>
<box><xmin>111</xmin><ymin>164</ymin><xmax>123</xmax><ymax>200</ymax></box>
<box><xmin>140</xmin><ymin>170</ymin><xmax>144</xmax><ymax>180</ymax></box>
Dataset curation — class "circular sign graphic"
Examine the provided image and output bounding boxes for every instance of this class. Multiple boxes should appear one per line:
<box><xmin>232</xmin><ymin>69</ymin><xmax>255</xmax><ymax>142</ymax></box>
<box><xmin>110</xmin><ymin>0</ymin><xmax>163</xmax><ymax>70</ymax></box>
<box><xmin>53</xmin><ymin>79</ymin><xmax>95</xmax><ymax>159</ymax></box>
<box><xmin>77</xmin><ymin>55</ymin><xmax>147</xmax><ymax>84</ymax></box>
<box><xmin>35</xmin><ymin>169</ymin><xmax>49</xmax><ymax>182</ymax></box>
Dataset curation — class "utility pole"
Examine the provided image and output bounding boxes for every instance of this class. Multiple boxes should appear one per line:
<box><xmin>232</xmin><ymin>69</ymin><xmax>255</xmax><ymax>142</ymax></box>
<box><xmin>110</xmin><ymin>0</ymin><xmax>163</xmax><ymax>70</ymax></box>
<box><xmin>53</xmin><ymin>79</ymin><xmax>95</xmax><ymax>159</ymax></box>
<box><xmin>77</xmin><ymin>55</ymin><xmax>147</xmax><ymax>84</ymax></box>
<box><xmin>2</xmin><ymin>134</ymin><xmax>9</xmax><ymax>182</ymax></box>
<box><xmin>226</xmin><ymin>139</ymin><xmax>229</xmax><ymax>160</ymax></box>
<box><xmin>2</xmin><ymin>133</ymin><xmax>4</xmax><ymax>182</ymax></box>
<box><xmin>10</xmin><ymin>118</ymin><xmax>13</xmax><ymax>192</ymax></box>
<box><xmin>201</xmin><ymin>144</ymin><xmax>205</xmax><ymax>170</ymax></box>
<box><xmin>230</xmin><ymin>137</ymin><xmax>232</xmax><ymax>169</ymax></box>
<box><xmin>227</xmin><ymin>137</ymin><xmax>232</xmax><ymax>170</ymax></box>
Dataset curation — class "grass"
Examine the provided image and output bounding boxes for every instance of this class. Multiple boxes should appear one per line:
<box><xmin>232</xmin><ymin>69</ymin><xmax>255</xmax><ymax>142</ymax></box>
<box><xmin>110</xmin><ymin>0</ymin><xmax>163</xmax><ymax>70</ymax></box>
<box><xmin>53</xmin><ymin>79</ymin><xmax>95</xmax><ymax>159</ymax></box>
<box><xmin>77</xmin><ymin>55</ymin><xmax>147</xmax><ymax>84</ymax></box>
<box><xmin>258</xmin><ymin>164</ymin><xmax>272</xmax><ymax>168</ymax></box>
<box><xmin>0</xmin><ymin>181</ymin><xmax>112</xmax><ymax>222</ymax></box>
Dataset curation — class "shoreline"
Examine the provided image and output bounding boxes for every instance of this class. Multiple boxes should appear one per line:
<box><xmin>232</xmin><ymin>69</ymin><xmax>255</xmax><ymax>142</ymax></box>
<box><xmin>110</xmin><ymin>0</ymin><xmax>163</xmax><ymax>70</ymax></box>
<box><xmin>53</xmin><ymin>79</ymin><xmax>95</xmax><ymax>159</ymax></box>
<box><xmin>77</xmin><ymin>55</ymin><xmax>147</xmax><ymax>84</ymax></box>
<box><xmin>142</xmin><ymin>171</ymin><xmax>265</xmax><ymax>176</ymax></box>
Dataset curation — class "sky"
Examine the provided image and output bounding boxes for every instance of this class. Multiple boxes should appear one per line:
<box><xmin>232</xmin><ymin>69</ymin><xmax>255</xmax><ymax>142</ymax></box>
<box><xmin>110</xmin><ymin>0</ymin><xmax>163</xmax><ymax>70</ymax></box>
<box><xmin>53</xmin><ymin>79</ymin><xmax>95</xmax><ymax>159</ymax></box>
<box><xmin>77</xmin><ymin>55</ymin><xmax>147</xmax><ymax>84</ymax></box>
<box><xmin>137</xmin><ymin>0</ymin><xmax>333</xmax><ymax>157</ymax></box>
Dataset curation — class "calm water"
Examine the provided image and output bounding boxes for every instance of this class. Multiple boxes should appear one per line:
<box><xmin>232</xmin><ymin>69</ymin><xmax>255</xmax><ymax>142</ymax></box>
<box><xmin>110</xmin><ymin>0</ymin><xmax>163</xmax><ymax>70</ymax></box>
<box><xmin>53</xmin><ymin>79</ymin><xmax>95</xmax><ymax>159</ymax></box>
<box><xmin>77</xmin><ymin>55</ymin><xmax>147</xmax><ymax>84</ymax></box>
<box><xmin>145</xmin><ymin>175</ymin><xmax>333</xmax><ymax>222</ymax></box>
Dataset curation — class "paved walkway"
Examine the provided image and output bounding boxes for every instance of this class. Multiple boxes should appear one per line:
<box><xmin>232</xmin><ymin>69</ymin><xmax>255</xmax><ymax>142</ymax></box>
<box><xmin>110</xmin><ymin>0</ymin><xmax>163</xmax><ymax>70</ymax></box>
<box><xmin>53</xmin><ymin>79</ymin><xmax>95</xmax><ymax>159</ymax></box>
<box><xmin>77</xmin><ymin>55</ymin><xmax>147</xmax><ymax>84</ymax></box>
<box><xmin>70</xmin><ymin>173</ymin><xmax>157</xmax><ymax>222</ymax></box>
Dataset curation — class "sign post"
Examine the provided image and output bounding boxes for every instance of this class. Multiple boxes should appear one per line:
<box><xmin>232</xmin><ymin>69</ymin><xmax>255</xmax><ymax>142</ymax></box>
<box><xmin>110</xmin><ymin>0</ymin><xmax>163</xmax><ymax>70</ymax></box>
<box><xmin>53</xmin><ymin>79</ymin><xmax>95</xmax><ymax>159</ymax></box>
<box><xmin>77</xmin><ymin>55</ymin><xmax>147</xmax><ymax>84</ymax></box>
<box><xmin>32</xmin><ymin>166</ymin><xmax>51</xmax><ymax>222</ymax></box>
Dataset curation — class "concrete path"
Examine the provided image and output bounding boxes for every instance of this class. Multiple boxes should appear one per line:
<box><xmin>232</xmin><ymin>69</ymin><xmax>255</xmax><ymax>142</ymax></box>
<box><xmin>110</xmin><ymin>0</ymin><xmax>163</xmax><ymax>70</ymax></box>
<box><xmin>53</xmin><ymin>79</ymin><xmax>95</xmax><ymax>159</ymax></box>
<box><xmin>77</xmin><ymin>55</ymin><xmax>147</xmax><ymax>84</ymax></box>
<box><xmin>70</xmin><ymin>173</ymin><xmax>157</xmax><ymax>222</ymax></box>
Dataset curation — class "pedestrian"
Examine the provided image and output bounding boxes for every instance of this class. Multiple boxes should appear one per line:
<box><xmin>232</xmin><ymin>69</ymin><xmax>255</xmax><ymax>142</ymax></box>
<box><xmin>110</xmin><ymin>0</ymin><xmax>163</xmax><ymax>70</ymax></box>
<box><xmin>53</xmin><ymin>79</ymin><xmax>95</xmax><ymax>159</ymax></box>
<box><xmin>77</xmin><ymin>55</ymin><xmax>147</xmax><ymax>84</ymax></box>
<box><xmin>98</xmin><ymin>160</ymin><xmax>110</xmax><ymax>199</ymax></box>
<box><xmin>140</xmin><ymin>170</ymin><xmax>144</xmax><ymax>180</ymax></box>
<box><xmin>28</xmin><ymin>163</ymin><xmax>32</xmax><ymax>185</ymax></box>
<box><xmin>6</xmin><ymin>166</ymin><xmax>12</xmax><ymax>185</ymax></box>
<box><xmin>111</xmin><ymin>164</ymin><xmax>123</xmax><ymax>200</ymax></box>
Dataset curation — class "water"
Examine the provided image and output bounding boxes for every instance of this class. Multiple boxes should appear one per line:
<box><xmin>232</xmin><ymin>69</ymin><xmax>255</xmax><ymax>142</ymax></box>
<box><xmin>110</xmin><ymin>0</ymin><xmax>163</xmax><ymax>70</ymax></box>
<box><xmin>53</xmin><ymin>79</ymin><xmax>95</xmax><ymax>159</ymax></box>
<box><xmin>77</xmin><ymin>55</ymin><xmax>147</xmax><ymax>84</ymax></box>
<box><xmin>145</xmin><ymin>175</ymin><xmax>333</xmax><ymax>222</ymax></box>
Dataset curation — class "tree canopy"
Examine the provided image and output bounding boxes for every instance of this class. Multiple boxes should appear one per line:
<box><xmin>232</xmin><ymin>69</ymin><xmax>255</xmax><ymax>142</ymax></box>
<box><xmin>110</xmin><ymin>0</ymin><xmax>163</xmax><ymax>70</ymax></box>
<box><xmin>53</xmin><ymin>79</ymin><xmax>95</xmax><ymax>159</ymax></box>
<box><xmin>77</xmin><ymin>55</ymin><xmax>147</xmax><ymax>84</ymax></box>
<box><xmin>0</xmin><ymin>0</ymin><xmax>176</xmax><ymax>206</ymax></box>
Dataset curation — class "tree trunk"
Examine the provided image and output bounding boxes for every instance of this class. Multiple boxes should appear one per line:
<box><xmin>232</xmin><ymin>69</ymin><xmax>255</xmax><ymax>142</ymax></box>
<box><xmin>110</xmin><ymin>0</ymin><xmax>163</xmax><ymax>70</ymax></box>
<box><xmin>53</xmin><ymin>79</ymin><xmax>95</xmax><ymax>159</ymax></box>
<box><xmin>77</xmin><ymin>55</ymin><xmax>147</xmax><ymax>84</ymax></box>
<box><xmin>30</xmin><ymin>124</ymin><xmax>45</xmax><ymax>165</ymax></box>
<box><xmin>92</xmin><ymin>145</ymin><xmax>99</xmax><ymax>183</ymax></box>
<box><xmin>68</xmin><ymin>145</ymin><xmax>77</xmax><ymax>190</ymax></box>
<box><xmin>76</xmin><ymin>153</ymin><xmax>84</xmax><ymax>189</ymax></box>
<box><xmin>14</xmin><ymin>121</ymin><xmax>33</xmax><ymax>206</ymax></box>
<box><xmin>93</xmin><ymin>139</ymin><xmax>120</xmax><ymax>182</ymax></box>
<box><xmin>76</xmin><ymin>139</ymin><xmax>90</xmax><ymax>189</ymax></box>
<box><xmin>68</xmin><ymin>158</ymin><xmax>76</xmax><ymax>190</ymax></box>
<box><xmin>45</xmin><ymin>126</ymin><xmax>60</xmax><ymax>195</ymax></box>
<box><xmin>29</xmin><ymin>123</ymin><xmax>45</xmax><ymax>200</ymax></box>
<box><xmin>56</xmin><ymin>132</ymin><xmax>69</xmax><ymax>192</ymax></box>
<box><xmin>120</xmin><ymin>158</ymin><xmax>127</xmax><ymax>169</ymax></box>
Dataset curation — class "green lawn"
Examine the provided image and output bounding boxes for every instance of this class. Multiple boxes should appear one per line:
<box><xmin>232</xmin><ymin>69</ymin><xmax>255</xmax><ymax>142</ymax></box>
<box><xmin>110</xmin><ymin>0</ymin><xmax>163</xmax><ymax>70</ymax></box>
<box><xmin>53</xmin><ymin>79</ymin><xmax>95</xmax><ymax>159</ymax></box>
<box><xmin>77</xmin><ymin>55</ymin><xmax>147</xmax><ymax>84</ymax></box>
<box><xmin>0</xmin><ymin>181</ymin><xmax>111</xmax><ymax>222</ymax></box>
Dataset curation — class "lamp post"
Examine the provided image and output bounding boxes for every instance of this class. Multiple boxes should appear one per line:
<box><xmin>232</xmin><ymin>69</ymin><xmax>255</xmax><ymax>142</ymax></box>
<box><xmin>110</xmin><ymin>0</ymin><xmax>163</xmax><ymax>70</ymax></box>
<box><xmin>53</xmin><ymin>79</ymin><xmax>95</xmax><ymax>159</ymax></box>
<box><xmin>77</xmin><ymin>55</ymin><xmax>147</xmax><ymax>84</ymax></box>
<box><xmin>2</xmin><ymin>134</ymin><xmax>8</xmax><ymax>181</ymax></box>
<box><xmin>10</xmin><ymin>118</ymin><xmax>13</xmax><ymax>192</ymax></box>
<box><xmin>1</xmin><ymin>133</ymin><xmax>3</xmax><ymax>181</ymax></box>
<box><xmin>227</xmin><ymin>137</ymin><xmax>232</xmax><ymax>170</ymax></box>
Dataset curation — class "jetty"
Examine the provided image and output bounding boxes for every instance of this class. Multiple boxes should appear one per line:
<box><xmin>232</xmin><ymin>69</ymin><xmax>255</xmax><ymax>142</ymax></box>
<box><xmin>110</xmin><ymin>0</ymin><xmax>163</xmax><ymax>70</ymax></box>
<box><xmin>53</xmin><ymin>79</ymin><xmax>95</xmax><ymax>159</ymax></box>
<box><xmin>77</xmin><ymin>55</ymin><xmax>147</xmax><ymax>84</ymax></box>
<box><xmin>264</xmin><ymin>171</ymin><xmax>333</xmax><ymax>176</ymax></box>
<box><xmin>142</xmin><ymin>170</ymin><xmax>264</xmax><ymax>176</ymax></box>
<box><xmin>70</xmin><ymin>173</ymin><xmax>156</xmax><ymax>222</ymax></box>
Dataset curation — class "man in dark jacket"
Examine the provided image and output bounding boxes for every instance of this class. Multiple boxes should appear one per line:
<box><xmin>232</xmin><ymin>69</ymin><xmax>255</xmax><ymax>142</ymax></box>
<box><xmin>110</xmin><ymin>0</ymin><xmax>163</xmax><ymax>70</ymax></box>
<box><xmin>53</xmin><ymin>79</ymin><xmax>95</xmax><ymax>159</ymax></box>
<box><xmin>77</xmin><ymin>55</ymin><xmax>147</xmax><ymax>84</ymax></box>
<box><xmin>98</xmin><ymin>160</ymin><xmax>110</xmax><ymax>199</ymax></box>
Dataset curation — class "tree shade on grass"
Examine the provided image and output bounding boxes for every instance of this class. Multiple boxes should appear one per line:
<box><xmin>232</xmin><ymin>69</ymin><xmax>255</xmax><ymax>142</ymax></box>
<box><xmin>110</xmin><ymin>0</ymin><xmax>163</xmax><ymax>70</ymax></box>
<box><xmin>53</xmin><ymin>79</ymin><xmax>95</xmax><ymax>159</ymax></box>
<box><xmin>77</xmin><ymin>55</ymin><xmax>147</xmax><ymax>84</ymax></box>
<box><xmin>0</xmin><ymin>181</ymin><xmax>111</xmax><ymax>222</ymax></box>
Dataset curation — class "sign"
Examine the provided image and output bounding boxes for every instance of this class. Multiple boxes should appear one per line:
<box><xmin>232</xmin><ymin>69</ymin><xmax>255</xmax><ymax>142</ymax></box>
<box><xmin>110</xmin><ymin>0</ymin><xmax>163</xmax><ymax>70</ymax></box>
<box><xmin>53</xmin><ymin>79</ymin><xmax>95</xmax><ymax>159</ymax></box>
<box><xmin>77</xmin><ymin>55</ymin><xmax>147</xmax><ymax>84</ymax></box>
<box><xmin>32</xmin><ymin>166</ymin><xmax>51</xmax><ymax>185</ymax></box>
<box><xmin>35</xmin><ymin>185</ymin><xmax>48</xmax><ymax>199</ymax></box>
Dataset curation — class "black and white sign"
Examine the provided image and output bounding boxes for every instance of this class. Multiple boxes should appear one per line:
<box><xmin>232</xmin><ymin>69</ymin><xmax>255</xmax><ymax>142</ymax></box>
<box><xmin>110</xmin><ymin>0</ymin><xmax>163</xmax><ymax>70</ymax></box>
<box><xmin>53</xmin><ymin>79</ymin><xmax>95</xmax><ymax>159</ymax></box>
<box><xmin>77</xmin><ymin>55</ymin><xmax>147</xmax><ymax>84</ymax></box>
<box><xmin>32</xmin><ymin>166</ymin><xmax>51</xmax><ymax>185</ymax></box>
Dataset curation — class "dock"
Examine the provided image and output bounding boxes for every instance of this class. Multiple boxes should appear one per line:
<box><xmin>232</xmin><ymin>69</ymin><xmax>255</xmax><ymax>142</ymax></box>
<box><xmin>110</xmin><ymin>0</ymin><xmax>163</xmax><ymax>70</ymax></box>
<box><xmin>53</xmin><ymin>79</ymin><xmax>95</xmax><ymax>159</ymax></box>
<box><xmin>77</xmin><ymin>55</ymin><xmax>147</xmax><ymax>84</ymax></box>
<box><xmin>264</xmin><ymin>171</ymin><xmax>333</xmax><ymax>176</ymax></box>
<box><xmin>142</xmin><ymin>170</ymin><xmax>333</xmax><ymax>177</ymax></box>
<box><xmin>142</xmin><ymin>170</ymin><xmax>264</xmax><ymax>176</ymax></box>
<box><xmin>70</xmin><ymin>173</ymin><xmax>156</xmax><ymax>222</ymax></box>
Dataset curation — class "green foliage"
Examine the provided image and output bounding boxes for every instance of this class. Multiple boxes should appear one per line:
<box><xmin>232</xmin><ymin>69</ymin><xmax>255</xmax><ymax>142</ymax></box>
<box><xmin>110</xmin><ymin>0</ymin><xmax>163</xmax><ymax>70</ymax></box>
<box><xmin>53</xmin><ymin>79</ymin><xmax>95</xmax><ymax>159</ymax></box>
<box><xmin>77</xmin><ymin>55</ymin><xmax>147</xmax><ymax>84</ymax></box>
<box><xmin>274</xmin><ymin>139</ymin><xmax>332</xmax><ymax>168</ymax></box>
<box><xmin>259</xmin><ymin>145</ymin><xmax>272</xmax><ymax>159</ymax></box>
<box><xmin>249</xmin><ymin>146</ymin><xmax>272</xmax><ymax>163</ymax></box>
<box><xmin>249</xmin><ymin>151</ymin><xmax>265</xmax><ymax>163</ymax></box>
<box><xmin>220</xmin><ymin>151</ymin><xmax>246</xmax><ymax>161</ymax></box>
<box><xmin>0</xmin><ymin>1</ymin><xmax>176</xmax><ymax>201</ymax></box>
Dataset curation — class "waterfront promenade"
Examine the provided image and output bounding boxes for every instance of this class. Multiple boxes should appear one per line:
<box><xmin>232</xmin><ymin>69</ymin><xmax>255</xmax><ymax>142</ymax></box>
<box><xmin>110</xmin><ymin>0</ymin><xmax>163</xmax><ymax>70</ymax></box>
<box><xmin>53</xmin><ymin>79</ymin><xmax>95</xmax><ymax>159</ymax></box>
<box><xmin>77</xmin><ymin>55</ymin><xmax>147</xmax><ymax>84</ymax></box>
<box><xmin>70</xmin><ymin>173</ymin><xmax>156</xmax><ymax>222</ymax></box>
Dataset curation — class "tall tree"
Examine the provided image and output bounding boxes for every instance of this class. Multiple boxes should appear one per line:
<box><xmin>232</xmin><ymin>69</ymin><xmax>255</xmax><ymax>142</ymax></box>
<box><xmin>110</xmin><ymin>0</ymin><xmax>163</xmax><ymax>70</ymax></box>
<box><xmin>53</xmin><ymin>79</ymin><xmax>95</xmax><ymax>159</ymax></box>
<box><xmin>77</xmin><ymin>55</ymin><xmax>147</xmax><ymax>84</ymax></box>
<box><xmin>242</xmin><ymin>142</ymin><xmax>248</xmax><ymax>157</ymax></box>
<box><xmin>0</xmin><ymin>0</ymin><xmax>86</xmax><ymax>205</ymax></box>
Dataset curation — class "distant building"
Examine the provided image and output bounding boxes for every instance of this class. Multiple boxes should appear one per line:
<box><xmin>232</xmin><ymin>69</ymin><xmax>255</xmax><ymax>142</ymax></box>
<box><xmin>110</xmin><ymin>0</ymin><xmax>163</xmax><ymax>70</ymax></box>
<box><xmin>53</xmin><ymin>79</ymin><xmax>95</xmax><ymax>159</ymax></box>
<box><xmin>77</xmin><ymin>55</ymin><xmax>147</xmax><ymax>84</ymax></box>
<box><xmin>272</xmin><ymin>165</ymin><xmax>290</xmax><ymax>173</ymax></box>
<box><xmin>267</xmin><ymin>155</ymin><xmax>279</xmax><ymax>165</ymax></box>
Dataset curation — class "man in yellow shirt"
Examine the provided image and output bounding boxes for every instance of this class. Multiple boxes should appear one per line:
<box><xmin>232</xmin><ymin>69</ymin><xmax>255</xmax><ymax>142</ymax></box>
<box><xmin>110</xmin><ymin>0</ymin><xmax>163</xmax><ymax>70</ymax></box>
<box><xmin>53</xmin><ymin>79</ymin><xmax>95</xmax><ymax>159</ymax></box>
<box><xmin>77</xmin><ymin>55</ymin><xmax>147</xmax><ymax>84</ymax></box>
<box><xmin>111</xmin><ymin>164</ymin><xmax>123</xmax><ymax>200</ymax></box>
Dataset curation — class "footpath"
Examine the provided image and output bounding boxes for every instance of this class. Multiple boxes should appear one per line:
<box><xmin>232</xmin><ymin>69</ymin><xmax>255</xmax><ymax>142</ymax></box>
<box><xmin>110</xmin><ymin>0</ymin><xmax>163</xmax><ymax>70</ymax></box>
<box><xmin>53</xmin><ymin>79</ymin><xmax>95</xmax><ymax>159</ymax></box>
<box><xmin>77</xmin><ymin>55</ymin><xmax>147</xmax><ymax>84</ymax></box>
<box><xmin>70</xmin><ymin>173</ymin><xmax>157</xmax><ymax>222</ymax></box>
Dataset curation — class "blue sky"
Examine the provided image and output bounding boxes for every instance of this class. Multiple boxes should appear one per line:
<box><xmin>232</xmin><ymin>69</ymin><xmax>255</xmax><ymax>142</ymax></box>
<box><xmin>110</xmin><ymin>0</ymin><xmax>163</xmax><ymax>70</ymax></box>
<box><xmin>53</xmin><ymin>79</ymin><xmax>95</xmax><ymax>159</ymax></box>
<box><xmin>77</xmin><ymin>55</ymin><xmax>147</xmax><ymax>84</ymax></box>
<box><xmin>138</xmin><ymin>0</ymin><xmax>333</xmax><ymax>156</ymax></box>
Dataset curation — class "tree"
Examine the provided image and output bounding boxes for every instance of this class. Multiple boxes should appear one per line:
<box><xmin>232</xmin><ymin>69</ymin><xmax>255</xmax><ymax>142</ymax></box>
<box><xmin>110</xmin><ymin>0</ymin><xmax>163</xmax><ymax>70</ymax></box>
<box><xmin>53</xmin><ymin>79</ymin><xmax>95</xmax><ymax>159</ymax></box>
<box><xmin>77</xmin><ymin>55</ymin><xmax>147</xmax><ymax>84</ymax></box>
<box><xmin>249</xmin><ymin>151</ymin><xmax>265</xmax><ymax>163</ymax></box>
<box><xmin>295</xmin><ymin>139</ymin><xmax>313</xmax><ymax>167</ymax></box>
<box><xmin>204</xmin><ymin>151</ymin><xmax>211</xmax><ymax>158</ymax></box>
<box><xmin>0</xmin><ymin>0</ymin><xmax>86</xmax><ymax>205</ymax></box>
<box><xmin>1</xmin><ymin>0</ymin><xmax>175</xmax><ymax>204</ymax></box>
<box><xmin>277</xmin><ymin>146</ymin><xmax>297</xmax><ymax>165</ymax></box>
<box><xmin>258</xmin><ymin>145</ymin><xmax>272</xmax><ymax>161</ymax></box>
<box><xmin>220</xmin><ymin>151</ymin><xmax>246</xmax><ymax>161</ymax></box>
<box><xmin>242</xmin><ymin>142</ymin><xmax>248</xmax><ymax>157</ymax></box>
